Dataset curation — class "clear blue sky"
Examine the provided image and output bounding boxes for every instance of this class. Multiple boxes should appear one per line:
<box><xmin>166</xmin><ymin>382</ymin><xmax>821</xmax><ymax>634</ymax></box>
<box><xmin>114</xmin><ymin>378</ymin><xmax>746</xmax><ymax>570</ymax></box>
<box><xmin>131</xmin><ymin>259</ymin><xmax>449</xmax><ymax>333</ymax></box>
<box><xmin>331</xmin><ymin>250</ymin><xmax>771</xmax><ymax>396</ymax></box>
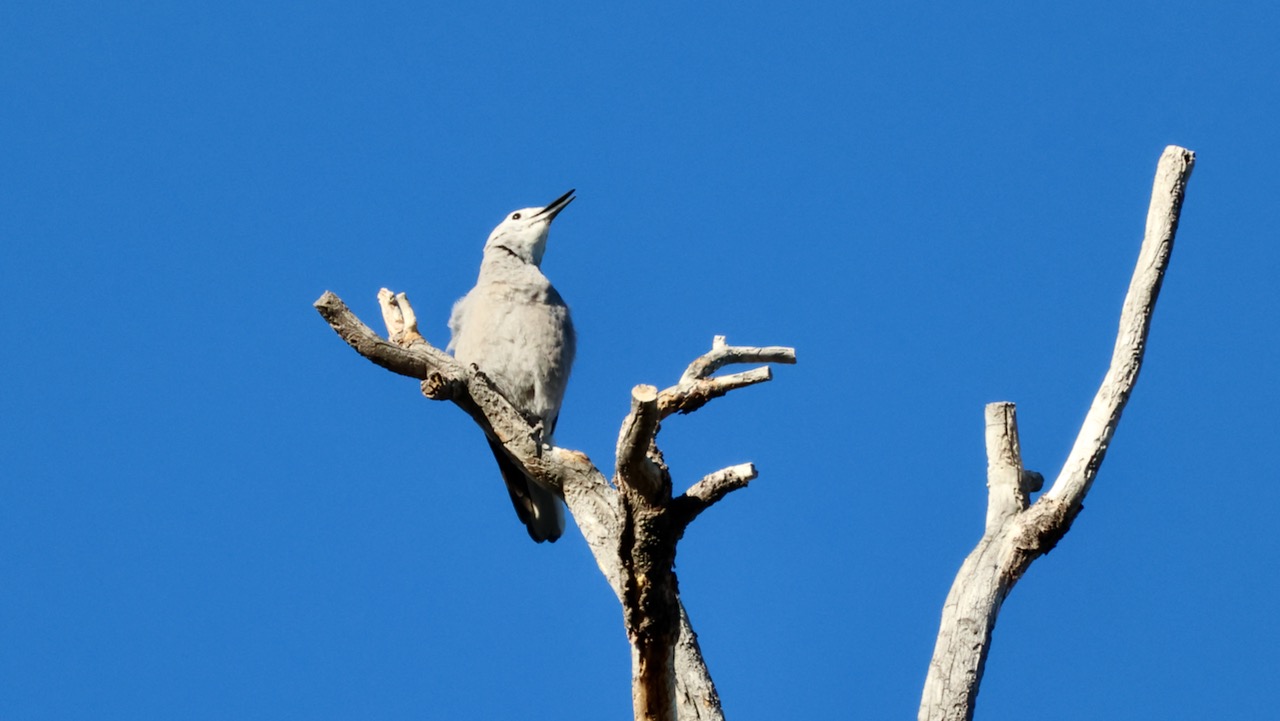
<box><xmin>3</xmin><ymin>2</ymin><xmax>1277</xmax><ymax>719</ymax></box>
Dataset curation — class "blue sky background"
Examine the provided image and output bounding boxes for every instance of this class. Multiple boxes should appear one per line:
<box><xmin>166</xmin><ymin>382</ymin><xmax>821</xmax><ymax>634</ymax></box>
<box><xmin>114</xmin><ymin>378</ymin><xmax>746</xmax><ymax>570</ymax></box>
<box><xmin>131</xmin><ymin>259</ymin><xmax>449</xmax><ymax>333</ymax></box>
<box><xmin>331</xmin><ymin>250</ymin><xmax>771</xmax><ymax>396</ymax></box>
<box><xmin>3</xmin><ymin>2</ymin><xmax>1277</xmax><ymax>719</ymax></box>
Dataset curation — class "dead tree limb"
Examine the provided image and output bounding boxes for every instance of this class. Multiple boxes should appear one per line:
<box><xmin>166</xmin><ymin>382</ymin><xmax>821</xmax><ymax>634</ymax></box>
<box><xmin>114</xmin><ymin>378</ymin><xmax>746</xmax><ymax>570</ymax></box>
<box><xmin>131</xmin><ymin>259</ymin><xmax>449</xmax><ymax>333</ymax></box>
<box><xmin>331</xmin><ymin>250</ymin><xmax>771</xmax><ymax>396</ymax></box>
<box><xmin>316</xmin><ymin>290</ymin><xmax>795</xmax><ymax>721</ymax></box>
<box><xmin>918</xmin><ymin>145</ymin><xmax>1196</xmax><ymax>721</ymax></box>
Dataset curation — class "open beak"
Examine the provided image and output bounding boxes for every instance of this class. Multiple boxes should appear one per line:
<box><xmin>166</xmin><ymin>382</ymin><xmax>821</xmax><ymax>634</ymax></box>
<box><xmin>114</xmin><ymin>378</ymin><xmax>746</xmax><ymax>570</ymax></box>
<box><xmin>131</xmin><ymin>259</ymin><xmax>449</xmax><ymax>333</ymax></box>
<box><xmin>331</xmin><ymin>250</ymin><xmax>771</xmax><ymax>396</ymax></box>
<box><xmin>536</xmin><ymin>189</ymin><xmax>576</xmax><ymax>221</ymax></box>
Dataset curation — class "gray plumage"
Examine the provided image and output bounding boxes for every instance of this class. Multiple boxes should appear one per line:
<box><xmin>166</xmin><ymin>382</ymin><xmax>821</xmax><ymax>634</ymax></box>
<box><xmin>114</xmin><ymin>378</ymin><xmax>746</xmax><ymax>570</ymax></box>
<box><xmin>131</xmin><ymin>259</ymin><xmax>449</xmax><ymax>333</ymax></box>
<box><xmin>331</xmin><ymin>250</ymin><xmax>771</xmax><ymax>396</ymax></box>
<box><xmin>448</xmin><ymin>190</ymin><xmax>577</xmax><ymax>542</ymax></box>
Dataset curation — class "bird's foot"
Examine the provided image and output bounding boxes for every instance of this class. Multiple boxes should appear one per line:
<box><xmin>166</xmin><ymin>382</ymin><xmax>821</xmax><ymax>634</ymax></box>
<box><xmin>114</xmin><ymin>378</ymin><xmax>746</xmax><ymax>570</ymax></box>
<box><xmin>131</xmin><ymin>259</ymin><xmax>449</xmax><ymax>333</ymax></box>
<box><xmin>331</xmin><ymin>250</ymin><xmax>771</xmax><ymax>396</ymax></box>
<box><xmin>530</xmin><ymin>420</ymin><xmax>546</xmax><ymax>457</ymax></box>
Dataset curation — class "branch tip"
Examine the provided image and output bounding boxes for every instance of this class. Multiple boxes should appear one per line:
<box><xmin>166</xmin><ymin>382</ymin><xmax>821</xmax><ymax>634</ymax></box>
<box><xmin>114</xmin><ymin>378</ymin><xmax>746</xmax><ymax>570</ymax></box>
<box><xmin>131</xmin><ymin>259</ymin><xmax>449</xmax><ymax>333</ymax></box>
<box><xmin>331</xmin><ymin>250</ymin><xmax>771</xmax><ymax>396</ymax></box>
<box><xmin>660</xmin><ymin>339</ymin><xmax>795</xmax><ymax>418</ymax></box>
<box><xmin>1044</xmin><ymin>143</ymin><xmax>1195</xmax><ymax>504</ymax></box>
<box><xmin>633</xmin><ymin>383</ymin><xmax>659</xmax><ymax>403</ymax></box>
<box><xmin>984</xmin><ymin>401</ymin><xmax>1028</xmax><ymax>532</ymax></box>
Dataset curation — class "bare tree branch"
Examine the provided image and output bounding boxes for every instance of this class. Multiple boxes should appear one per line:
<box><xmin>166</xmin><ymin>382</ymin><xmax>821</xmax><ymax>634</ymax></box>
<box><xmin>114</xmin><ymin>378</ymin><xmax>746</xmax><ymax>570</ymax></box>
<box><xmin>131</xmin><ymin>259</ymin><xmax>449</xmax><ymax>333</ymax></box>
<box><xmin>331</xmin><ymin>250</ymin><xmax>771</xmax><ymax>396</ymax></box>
<box><xmin>983</xmin><ymin>402</ymin><xmax>1029</xmax><ymax>533</ymax></box>
<box><xmin>615</xmin><ymin>336</ymin><xmax>791</xmax><ymax>721</ymax></box>
<box><xmin>1044</xmin><ymin>146</ymin><xmax>1196</xmax><ymax>507</ymax></box>
<box><xmin>676</xmin><ymin>335</ymin><xmax>796</xmax><ymax>385</ymax></box>
<box><xmin>919</xmin><ymin>145</ymin><xmax>1196</xmax><ymax>721</ymax></box>
<box><xmin>684</xmin><ymin>463</ymin><xmax>758</xmax><ymax>507</ymax></box>
<box><xmin>377</xmin><ymin>288</ymin><xmax>426</xmax><ymax>347</ymax></box>
<box><xmin>617</xmin><ymin>385</ymin><xmax>667</xmax><ymax>501</ymax></box>
<box><xmin>670</xmin><ymin>463</ymin><xmax>758</xmax><ymax>528</ymax></box>
<box><xmin>659</xmin><ymin>336</ymin><xmax>797</xmax><ymax>417</ymax></box>
<box><xmin>316</xmin><ymin>294</ymin><xmax>794</xmax><ymax>721</ymax></box>
<box><xmin>673</xmin><ymin>605</ymin><xmax>725</xmax><ymax>721</ymax></box>
<box><xmin>316</xmin><ymin>290</ymin><xmax>447</xmax><ymax>381</ymax></box>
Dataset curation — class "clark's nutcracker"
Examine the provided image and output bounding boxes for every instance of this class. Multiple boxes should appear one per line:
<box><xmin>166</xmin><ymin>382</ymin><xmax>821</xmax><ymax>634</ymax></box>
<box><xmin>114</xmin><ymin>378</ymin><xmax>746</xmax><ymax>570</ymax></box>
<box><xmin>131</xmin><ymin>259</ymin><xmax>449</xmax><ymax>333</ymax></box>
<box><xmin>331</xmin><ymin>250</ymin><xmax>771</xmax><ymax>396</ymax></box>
<box><xmin>448</xmin><ymin>190</ymin><xmax>577</xmax><ymax>542</ymax></box>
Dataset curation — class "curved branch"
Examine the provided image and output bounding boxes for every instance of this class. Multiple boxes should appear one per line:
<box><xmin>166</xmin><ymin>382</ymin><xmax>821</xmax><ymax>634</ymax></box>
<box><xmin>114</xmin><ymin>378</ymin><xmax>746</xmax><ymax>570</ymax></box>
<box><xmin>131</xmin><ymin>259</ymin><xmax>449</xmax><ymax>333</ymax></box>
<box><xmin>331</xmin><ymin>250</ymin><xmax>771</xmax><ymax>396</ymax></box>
<box><xmin>659</xmin><ymin>336</ymin><xmax>797</xmax><ymax>417</ymax></box>
<box><xmin>919</xmin><ymin>145</ymin><xmax>1196</xmax><ymax>721</ymax></box>
<box><xmin>1044</xmin><ymin>146</ymin><xmax>1196</xmax><ymax>507</ymax></box>
<box><xmin>676</xmin><ymin>335</ymin><xmax>797</xmax><ymax>384</ymax></box>
<box><xmin>315</xmin><ymin>291</ymin><xmax>451</xmax><ymax>381</ymax></box>
<box><xmin>670</xmin><ymin>463</ymin><xmax>758</xmax><ymax>529</ymax></box>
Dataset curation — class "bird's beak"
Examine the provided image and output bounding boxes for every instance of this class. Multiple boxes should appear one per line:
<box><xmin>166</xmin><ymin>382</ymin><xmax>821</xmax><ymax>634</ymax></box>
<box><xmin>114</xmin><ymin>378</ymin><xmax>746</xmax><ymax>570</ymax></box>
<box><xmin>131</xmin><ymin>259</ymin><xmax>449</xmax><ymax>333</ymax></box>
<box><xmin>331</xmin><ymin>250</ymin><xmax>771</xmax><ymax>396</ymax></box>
<box><xmin>536</xmin><ymin>189</ymin><xmax>576</xmax><ymax>221</ymax></box>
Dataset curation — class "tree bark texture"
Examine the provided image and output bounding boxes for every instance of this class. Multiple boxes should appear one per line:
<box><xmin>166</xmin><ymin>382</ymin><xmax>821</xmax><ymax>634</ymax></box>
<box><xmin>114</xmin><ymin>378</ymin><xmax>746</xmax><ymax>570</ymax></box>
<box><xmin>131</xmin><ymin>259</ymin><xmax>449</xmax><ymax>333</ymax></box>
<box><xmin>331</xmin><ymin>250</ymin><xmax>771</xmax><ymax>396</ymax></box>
<box><xmin>316</xmin><ymin>293</ymin><xmax>793</xmax><ymax>721</ymax></box>
<box><xmin>918</xmin><ymin>146</ymin><xmax>1196</xmax><ymax>721</ymax></box>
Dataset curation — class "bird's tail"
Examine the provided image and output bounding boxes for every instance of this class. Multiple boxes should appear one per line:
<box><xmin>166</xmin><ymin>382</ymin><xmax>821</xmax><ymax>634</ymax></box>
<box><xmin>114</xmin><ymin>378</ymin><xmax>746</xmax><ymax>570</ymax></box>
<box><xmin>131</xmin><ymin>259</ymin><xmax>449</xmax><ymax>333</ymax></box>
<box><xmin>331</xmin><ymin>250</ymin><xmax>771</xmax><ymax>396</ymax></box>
<box><xmin>487</xmin><ymin>438</ymin><xmax>565</xmax><ymax>543</ymax></box>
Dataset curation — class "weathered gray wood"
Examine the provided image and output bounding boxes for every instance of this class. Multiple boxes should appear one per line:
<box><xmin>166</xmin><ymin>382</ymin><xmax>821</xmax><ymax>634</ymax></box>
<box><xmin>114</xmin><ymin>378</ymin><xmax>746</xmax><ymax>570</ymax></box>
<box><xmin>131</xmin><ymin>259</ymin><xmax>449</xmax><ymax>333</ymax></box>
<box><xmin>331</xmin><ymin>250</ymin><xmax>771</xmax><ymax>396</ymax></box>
<box><xmin>983</xmin><ymin>402</ymin><xmax>1028</xmax><ymax>533</ymax></box>
<box><xmin>318</xmin><ymin>292</ymin><xmax>793</xmax><ymax>721</ymax></box>
<box><xmin>617</xmin><ymin>384</ymin><xmax>666</xmax><ymax>501</ymax></box>
<box><xmin>918</xmin><ymin>146</ymin><xmax>1196</xmax><ymax>721</ymax></box>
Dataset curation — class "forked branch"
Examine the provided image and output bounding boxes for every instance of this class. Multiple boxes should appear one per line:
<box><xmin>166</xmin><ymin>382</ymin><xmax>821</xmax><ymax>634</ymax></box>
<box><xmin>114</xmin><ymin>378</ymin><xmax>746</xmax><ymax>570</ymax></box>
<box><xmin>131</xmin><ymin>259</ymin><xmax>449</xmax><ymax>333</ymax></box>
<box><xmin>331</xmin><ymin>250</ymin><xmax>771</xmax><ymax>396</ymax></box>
<box><xmin>317</xmin><ymin>292</ymin><xmax>793</xmax><ymax>721</ymax></box>
<box><xmin>659</xmin><ymin>336</ymin><xmax>796</xmax><ymax>417</ymax></box>
<box><xmin>919</xmin><ymin>146</ymin><xmax>1196</xmax><ymax>721</ymax></box>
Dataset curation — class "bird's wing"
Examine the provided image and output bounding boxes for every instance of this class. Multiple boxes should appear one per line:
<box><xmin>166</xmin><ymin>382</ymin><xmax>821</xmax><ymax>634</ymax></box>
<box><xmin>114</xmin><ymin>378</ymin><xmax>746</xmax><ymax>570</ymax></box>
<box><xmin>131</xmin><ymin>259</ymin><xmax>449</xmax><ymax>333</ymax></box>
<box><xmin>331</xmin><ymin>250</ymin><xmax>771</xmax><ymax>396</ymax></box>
<box><xmin>446</xmin><ymin>291</ymin><xmax>471</xmax><ymax>354</ymax></box>
<box><xmin>486</xmin><ymin>438</ymin><xmax>564</xmax><ymax>543</ymax></box>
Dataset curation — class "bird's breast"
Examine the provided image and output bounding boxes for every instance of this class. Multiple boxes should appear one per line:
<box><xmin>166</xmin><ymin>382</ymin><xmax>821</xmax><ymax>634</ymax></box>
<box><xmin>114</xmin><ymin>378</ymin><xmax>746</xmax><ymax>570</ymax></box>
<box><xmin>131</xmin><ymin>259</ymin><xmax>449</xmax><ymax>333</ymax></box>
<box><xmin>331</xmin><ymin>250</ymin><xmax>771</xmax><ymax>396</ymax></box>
<box><xmin>450</xmin><ymin>284</ymin><xmax>574</xmax><ymax>425</ymax></box>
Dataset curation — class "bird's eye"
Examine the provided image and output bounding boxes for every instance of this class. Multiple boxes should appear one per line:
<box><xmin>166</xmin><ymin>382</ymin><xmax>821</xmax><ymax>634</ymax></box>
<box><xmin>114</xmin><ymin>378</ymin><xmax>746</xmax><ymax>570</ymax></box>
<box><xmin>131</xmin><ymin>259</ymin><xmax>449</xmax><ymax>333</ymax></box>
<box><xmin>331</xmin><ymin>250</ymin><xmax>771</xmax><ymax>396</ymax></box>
<box><xmin>511</xmin><ymin>212</ymin><xmax>522</xmax><ymax>220</ymax></box>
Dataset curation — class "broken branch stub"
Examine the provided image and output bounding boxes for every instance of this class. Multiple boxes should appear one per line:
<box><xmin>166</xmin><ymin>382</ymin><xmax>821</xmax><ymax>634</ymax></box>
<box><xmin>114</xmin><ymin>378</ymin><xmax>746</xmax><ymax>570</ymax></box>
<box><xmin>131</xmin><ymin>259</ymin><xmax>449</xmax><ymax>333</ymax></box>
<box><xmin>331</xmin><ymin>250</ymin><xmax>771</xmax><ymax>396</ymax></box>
<box><xmin>317</xmin><ymin>295</ymin><xmax>794</xmax><ymax>721</ymax></box>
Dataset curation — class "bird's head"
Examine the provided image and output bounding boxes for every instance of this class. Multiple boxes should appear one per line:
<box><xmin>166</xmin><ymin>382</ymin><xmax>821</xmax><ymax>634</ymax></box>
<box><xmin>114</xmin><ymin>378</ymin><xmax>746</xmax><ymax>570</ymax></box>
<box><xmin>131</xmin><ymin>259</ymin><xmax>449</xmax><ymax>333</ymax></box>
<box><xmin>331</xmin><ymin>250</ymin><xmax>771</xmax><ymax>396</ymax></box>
<box><xmin>483</xmin><ymin>189</ymin><xmax>576</xmax><ymax>266</ymax></box>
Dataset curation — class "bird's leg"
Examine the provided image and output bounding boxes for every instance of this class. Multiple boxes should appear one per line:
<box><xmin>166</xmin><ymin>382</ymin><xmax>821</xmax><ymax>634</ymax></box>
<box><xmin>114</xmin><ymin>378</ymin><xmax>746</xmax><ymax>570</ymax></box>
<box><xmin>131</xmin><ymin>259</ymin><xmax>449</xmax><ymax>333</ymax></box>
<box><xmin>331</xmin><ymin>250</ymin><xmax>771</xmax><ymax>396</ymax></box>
<box><xmin>529</xmin><ymin>420</ymin><xmax>546</xmax><ymax>458</ymax></box>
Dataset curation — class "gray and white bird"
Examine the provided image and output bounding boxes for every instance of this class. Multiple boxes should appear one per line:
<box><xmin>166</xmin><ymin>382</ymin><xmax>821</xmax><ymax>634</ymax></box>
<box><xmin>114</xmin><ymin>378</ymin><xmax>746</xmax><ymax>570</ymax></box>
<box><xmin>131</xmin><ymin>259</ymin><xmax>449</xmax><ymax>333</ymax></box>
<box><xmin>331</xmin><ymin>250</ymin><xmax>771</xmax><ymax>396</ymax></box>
<box><xmin>447</xmin><ymin>190</ymin><xmax>577</xmax><ymax>543</ymax></box>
